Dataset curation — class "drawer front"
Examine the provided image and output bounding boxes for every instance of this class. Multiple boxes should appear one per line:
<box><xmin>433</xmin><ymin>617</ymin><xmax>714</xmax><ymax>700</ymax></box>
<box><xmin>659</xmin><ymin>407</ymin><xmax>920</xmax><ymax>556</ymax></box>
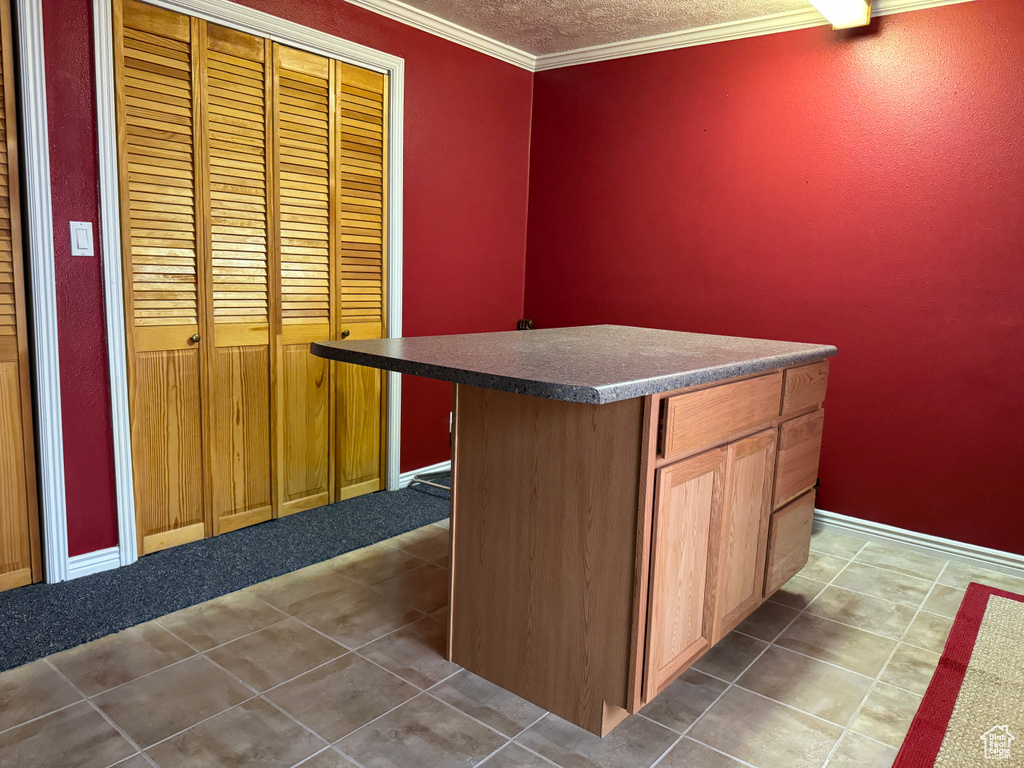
<box><xmin>773</xmin><ymin>408</ymin><xmax>824</xmax><ymax>509</ymax></box>
<box><xmin>764</xmin><ymin>491</ymin><xmax>815</xmax><ymax>596</ymax></box>
<box><xmin>781</xmin><ymin>361</ymin><xmax>829</xmax><ymax>417</ymax></box>
<box><xmin>662</xmin><ymin>372</ymin><xmax>783</xmax><ymax>460</ymax></box>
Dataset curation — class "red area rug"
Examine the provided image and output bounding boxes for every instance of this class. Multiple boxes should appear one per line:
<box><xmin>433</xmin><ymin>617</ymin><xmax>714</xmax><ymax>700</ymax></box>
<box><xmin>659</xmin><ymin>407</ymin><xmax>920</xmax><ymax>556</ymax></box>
<box><xmin>894</xmin><ymin>582</ymin><xmax>1024</xmax><ymax>767</ymax></box>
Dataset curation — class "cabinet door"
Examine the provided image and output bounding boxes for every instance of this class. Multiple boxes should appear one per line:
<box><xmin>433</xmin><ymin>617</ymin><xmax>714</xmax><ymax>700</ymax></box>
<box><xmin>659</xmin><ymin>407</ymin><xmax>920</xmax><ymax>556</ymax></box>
<box><xmin>644</xmin><ymin>448</ymin><xmax>726</xmax><ymax>700</ymax></box>
<box><xmin>712</xmin><ymin>430</ymin><xmax>776</xmax><ymax>640</ymax></box>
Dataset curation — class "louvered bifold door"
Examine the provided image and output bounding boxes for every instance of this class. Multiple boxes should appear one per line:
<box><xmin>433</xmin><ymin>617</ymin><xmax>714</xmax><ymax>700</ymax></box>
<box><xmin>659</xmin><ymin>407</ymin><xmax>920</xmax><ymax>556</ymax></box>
<box><xmin>273</xmin><ymin>45</ymin><xmax>335</xmax><ymax>517</ymax></box>
<box><xmin>115</xmin><ymin>0</ymin><xmax>206</xmax><ymax>554</ymax></box>
<box><xmin>0</xmin><ymin>0</ymin><xmax>41</xmax><ymax>592</ymax></box>
<box><xmin>334</xmin><ymin>61</ymin><xmax>386</xmax><ymax>500</ymax></box>
<box><xmin>201</xmin><ymin>24</ymin><xmax>274</xmax><ymax>534</ymax></box>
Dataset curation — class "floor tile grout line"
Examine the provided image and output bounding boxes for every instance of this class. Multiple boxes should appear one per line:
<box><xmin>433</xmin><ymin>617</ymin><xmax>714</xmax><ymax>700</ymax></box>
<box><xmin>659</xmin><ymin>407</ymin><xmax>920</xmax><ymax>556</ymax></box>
<box><xmin>506</xmin><ymin>733</ymin><xmax>563</xmax><ymax>767</ymax></box>
<box><xmin>644</xmin><ymin>732</ymin><xmax>685</xmax><ymax>768</ymax></box>
<box><xmin>0</xmin><ymin>698</ymin><xmax>83</xmax><ymax>738</ymax></box>
<box><xmin>819</xmin><ymin>558</ymin><xmax>950</xmax><ymax>767</ymax></box>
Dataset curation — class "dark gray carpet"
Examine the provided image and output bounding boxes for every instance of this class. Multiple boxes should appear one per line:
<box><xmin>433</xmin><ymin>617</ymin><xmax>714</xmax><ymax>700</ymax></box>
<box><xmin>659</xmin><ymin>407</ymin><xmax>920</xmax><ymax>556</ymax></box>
<box><xmin>0</xmin><ymin>480</ymin><xmax>449</xmax><ymax>672</ymax></box>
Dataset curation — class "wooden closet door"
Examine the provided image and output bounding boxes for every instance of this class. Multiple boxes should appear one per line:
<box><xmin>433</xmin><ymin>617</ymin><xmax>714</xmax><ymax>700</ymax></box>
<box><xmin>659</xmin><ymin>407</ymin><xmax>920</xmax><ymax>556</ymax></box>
<box><xmin>273</xmin><ymin>45</ymin><xmax>335</xmax><ymax>517</ymax></box>
<box><xmin>0</xmin><ymin>0</ymin><xmax>41</xmax><ymax>592</ymax></box>
<box><xmin>201</xmin><ymin>24</ymin><xmax>273</xmax><ymax>534</ymax></box>
<box><xmin>334</xmin><ymin>62</ymin><xmax>386</xmax><ymax>499</ymax></box>
<box><xmin>115</xmin><ymin>0</ymin><xmax>206</xmax><ymax>554</ymax></box>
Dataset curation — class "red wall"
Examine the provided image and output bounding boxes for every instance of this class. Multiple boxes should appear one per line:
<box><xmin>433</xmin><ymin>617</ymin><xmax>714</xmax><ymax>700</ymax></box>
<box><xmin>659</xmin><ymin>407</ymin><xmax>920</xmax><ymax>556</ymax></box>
<box><xmin>42</xmin><ymin>0</ymin><xmax>533</xmax><ymax>554</ymax></box>
<box><xmin>524</xmin><ymin>1</ymin><xmax>1024</xmax><ymax>552</ymax></box>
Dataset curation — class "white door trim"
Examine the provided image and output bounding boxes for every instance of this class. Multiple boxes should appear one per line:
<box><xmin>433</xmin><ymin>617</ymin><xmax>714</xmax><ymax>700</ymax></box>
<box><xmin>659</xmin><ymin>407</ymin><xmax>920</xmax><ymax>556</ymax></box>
<box><xmin>16</xmin><ymin>0</ymin><xmax>70</xmax><ymax>583</ymax></box>
<box><xmin>92</xmin><ymin>0</ymin><xmax>405</xmax><ymax>570</ymax></box>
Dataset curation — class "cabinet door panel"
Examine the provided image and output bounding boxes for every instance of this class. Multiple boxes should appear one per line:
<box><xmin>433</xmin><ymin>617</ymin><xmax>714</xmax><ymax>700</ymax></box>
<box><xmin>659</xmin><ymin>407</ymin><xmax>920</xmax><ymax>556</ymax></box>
<box><xmin>774</xmin><ymin>409</ymin><xmax>825</xmax><ymax>508</ymax></box>
<box><xmin>644</xmin><ymin>448</ymin><xmax>726</xmax><ymax>700</ymax></box>
<box><xmin>765</xmin><ymin>491</ymin><xmax>816</xmax><ymax>596</ymax></box>
<box><xmin>713</xmin><ymin>430</ymin><xmax>776</xmax><ymax>640</ymax></box>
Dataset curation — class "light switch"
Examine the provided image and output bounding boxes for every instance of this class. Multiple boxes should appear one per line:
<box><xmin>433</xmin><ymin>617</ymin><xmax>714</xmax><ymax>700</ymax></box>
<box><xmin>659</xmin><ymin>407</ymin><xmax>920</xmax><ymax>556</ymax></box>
<box><xmin>70</xmin><ymin>221</ymin><xmax>95</xmax><ymax>257</ymax></box>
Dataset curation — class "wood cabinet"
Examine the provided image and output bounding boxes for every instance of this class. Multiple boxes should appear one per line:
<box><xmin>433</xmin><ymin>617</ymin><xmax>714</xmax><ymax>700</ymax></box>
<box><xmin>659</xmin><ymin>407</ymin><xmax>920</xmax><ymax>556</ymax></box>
<box><xmin>114</xmin><ymin>0</ymin><xmax>388</xmax><ymax>554</ymax></box>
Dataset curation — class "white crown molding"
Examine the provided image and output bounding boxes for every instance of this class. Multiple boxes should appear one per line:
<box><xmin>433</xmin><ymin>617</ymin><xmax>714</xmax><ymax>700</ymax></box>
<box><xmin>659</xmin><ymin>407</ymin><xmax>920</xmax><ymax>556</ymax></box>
<box><xmin>16</xmin><ymin>0</ymin><xmax>70</xmax><ymax>584</ymax></box>
<box><xmin>399</xmin><ymin>460</ymin><xmax>451</xmax><ymax>489</ymax></box>
<box><xmin>342</xmin><ymin>0</ymin><xmax>535</xmax><ymax>70</ymax></box>
<box><xmin>67</xmin><ymin>546</ymin><xmax>121</xmax><ymax>580</ymax></box>
<box><xmin>815</xmin><ymin>508</ymin><xmax>1024</xmax><ymax>580</ymax></box>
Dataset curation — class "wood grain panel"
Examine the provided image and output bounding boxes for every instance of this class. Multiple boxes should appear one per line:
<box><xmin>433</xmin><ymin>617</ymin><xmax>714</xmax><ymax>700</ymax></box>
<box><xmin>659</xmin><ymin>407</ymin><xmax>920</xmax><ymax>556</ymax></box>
<box><xmin>450</xmin><ymin>385</ymin><xmax>644</xmax><ymax>736</ymax></box>
<box><xmin>209</xmin><ymin>346</ymin><xmax>271</xmax><ymax>531</ymax></box>
<box><xmin>645</xmin><ymin>448</ymin><xmax>726</xmax><ymax>700</ymax></box>
<box><xmin>774</xmin><ymin>409</ymin><xmax>825</xmax><ymax>509</ymax></box>
<box><xmin>781</xmin><ymin>361</ymin><xmax>829</xmax><ymax>417</ymax></box>
<box><xmin>764</xmin><ymin>491</ymin><xmax>815</xmax><ymax>596</ymax></box>
<box><xmin>662</xmin><ymin>372</ymin><xmax>782</xmax><ymax>460</ymax></box>
<box><xmin>279</xmin><ymin>342</ymin><xmax>330</xmax><ymax>514</ymax></box>
<box><xmin>335</xmin><ymin>323</ymin><xmax>382</xmax><ymax>499</ymax></box>
<box><xmin>0</xmin><ymin>362</ymin><xmax>30</xmax><ymax>578</ymax></box>
<box><xmin>132</xmin><ymin>350</ymin><xmax>205</xmax><ymax>552</ymax></box>
<box><xmin>712</xmin><ymin>430</ymin><xmax>776</xmax><ymax>640</ymax></box>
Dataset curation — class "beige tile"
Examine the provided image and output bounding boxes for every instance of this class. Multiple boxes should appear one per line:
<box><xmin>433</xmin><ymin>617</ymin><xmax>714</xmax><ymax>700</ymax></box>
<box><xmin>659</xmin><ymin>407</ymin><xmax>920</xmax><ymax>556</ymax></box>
<box><xmin>433</xmin><ymin>518</ymin><xmax>450</xmax><ymax>530</ymax></box>
<box><xmin>734</xmin><ymin>600</ymin><xmax>800</xmax><ymax>642</ymax></box>
<box><xmin>810</xmin><ymin>529</ymin><xmax>866</xmax><ymax>559</ymax></box>
<box><xmin>937</xmin><ymin>561</ymin><xmax>1024</xmax><ymax>593</ymax></box>
<box><xmin>854</xmin><ymin>542</ymin><xmax>946</xmax><ymax>581</ymax></box>
<box><xmin>879</xmin><ymin>644</ymin><xmax>940</xmax><ymax>695</ymax></box>
<box><xmin>206</xmin><ymin>618</ymin><xmax>345</xmax><ymax>692</ymax></box>
<box><xmin>50</xmin><ymin>622</ymin><xmax>195</xmax><ymax>696</ymax></box>
<box><xmin>297</xmin><ymin>749</ymin><xmax>360</xmax><ymax>768</ymax></box>
<box><xmin>691</xmin><ymin>631</ymin><xmax>767</xmax><ymax>682</ymax></box>
<box><xmin>689</xmin><ymin>687</ymin><xmax>842</xmax><ymax>768</ymax></box>
<box><xmin>359</xmin><ymin>616</ymin><xmax>459</xmax><ymax>688</ymax></box>
<box><xmin>387</xmin><ymin>526</ymin><xmax>450</xmax><ymax>563</ymax></box>
<box><xmin>799</xmin><ymin>550</ymin><xmax>850</xmax><ymax>583</ymax></box>
<box><xmin>805</xmin><ymin>586</ymin><xmax>917</xmax><ymax>640</ymax></box>
<box><xmin>831</xmin><ymin>562</ymin><xmax>932</xmax><ymax>609</ymax></box>
<box><xmin>775</xmin><ymin>613</ymin><xmax>896</xmax><ymax>677</ymax></box>
<box><xmin>0</xmin><ymin>701</ymin><xmax>134</xmax><ymax>768</ymax></box>
<box><xmin>373</xmin><ymin>563</ymin><xmax>449</xmax><ymax>614</ymax></box>
<box><xmin>93</xmin><ymin>655</ymin><xmax>252</xmax><ymax>749</ymax></box>
<box><xmin>659</xmin><ymin>738</ymin><xmax>747</xmax><ymax>768</ymax></box>
<box><xmin>849</xmin><ymin>682</ymin><xmax>922</xmax><ymax>748</ymax></box>
<box><xmin>639</xmin><ymin>668</ymin><xmax>728</xmax><ymax>733</ymax></box>
<box><xmin>339</xmin><ymin>694</ymin><xmax>506</xmax><ymax>768</ymax></box>
<box><xmin>430</xmin><ymin>670</ymin><xmax>545</xmax><ymax>737</ymax></box>
<box><xmin>767</xmin><ymin>575</ymin><xmax>828</xmax><ymax>610</ymax></box>
<box><xmin>827</xmin><ymin>731</ymin><xmax>897</xmax><ymax>768</ymax></box>
<box><xmin>145</xmin><ymin>697</ymin><xmax>325</xmax><ymax>767</ymax></box>
<box><xmin>902</xmin><ymin>612</ymin><xmax>954</xmax><ymax>654</ymax></box>
<box><xmin>736</xmin><ymin>645</ymin><xmax>873</xmax><ymax>725</ymax></box>
<box><xmin>249</xmin><ymin>566</ymin><xmax>360</xmax><ymax>616</ymax></box>
<box><xmin>297</xmin><ymin>584</ymin><xmax>424</xmax><ymax>649</ymax></box>
<box><xmin>111</xmin><ymin>755</ymin><xmax>153</xmax><ymax>768</ymax></box>
<box><xmin>266</xmin><ymin>654</ymin><xmax>416</xmax><ymax>742</ymax></box>
<box><xmin>515</xmin><ymin>712</ymin><xmax>678</xmax><ymax>768</ymax></box>
<box><xmin>157</xmin><ymin>590</ymin><xmax>285</xmax><ymax>651</ymax></box>
<box><xmin>329</xmin><ymin>542</ymin><xmax>428</xmax><ymax>586</ymax></box>
<box><xmin>0</xmin><ymin>660</ymin><xmax>82</xmax><ymax>733</ymax></box>
<box><xmin>479</xmin><ymin>742</ymin><xmax>556</xmax><ymax>767</ymax></box>
<box><xmin>922</xmin><ymin>585</ymin><xmax>966</xmax><ymax>619</ymax></box>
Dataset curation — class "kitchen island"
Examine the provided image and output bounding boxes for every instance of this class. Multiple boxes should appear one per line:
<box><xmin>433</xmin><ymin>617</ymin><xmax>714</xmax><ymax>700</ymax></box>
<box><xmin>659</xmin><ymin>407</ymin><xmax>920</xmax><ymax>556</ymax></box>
<box><xmin>312</xmin><ymin>326</ymin><xmax>836</xmax><ymax>736</ymax></box>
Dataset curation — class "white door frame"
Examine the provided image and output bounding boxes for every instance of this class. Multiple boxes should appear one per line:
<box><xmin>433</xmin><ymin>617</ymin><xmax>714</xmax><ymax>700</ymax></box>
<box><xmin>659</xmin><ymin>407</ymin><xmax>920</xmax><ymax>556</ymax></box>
<box><xmin>92</xmin><ymin>0</ymin><xmax>405</xmax><ymax>571</ymax></box>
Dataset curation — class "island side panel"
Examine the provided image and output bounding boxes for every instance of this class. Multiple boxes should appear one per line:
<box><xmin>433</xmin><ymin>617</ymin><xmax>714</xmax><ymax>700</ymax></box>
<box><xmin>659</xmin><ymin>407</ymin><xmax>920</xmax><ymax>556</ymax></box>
<box><xmin>449</xmin><ymin>384</ymin><xmax>644</xmax><ymax>736</ymax></box>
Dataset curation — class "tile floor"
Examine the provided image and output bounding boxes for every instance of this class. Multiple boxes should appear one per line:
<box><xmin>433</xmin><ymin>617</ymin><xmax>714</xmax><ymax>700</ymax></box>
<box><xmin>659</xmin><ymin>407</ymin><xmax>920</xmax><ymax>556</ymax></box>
<box><xmin>3</xmin><ymin>521</ymin><xmax>1024</xmax><ymax>768</ymax></box>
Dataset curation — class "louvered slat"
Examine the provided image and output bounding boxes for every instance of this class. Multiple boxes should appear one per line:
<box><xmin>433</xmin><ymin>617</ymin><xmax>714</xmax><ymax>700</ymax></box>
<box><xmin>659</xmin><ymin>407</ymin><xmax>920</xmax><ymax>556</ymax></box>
<box><xmin>121</xmin><ymin>8</ymin><xmax>197</xmax><ymax>329</ymax></box>
<box><xmin>337</xmin><ymin>63</ymin><xmax>385</xmax><ymax>326</ymax></box>
<box><xmin>276</xmin><ymin>48</ymin><xmax>331</xmax><ymax>324</ymax></box>
<box><xmin>0</xmin><ymin>70</ymin><xmax>14</xmax><ymax>340</ymax></box>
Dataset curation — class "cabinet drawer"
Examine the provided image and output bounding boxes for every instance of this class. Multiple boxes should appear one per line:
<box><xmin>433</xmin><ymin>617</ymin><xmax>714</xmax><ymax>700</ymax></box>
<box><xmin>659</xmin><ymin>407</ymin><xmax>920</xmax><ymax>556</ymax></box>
<box><xmin>773</xmin><ymin>409</ymin><xmax>824</xmax><ymax>509</ymax></box>
<box><xmin>662</xmin><ymin>372</ymin><xmax>782</xmax><ymax>460</ymax></box>
<box><xmin>781</xmin><ymin>361</ymin><xmax>829</xmax><ymax>417</ymax></box>
<box><xmin>764</xmin><ymin>491</ymin><xmax>815</xmax><ymax>596</ymax></box>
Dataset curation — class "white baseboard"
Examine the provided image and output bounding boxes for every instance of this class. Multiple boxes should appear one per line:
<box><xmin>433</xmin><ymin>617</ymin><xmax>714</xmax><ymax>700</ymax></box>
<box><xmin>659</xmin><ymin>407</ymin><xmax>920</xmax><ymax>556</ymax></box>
<box><xmin>67</xmin><ymin>546</ymin><xmax>122</xmax><ymax>580</ymax></box>
<box><xmin>398</xmin><ymin>460</ymin><xmax>451</xmax><ymax>489</ymax></box>
<box><xmin>815</xmin><ymin>509</ymin><xmax>1024</xmax><ymax>580</ymax></box>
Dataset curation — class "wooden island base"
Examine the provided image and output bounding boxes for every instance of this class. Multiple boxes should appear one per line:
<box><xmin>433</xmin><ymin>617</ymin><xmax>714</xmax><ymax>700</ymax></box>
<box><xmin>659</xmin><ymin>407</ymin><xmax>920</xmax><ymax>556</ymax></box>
<box><xmin>446</xmin><ymin>361</ymin><xmax>828</xmax><ymax>736</ymax></box>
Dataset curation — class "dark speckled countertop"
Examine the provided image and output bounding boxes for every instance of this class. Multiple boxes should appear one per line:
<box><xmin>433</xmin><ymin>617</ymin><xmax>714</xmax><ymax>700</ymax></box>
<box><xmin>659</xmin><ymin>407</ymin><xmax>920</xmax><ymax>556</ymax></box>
<box><xmin>311</xmin><ymin>325</ymin><xmax>837</xmax><ymax>405</ymax></box>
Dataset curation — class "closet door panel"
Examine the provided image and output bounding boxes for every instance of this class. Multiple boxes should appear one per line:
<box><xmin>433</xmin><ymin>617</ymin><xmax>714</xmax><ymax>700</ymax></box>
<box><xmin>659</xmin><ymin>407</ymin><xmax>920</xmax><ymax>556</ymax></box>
<box><xmin>274</xmin><ymin>45</ymin><xmax>335</xmax><ymax>516</ymax></box>
<box><xmin>117</xmin><ymin>0</ymin><xmax>206</xmax><ymax>553</ymax></box>
<box><xmin>203</xmin><ymin>23</ymin><xmax>273</xmax><ymax>532</ymax></box>
<box><xmin>335</xmin><ymin>323</ymin><xmax>381</xmax><ymax>500</ymax></box>
<box><xmin>0</xmin><ymin>362</ymin><xmax>32</xmax><ymax>589</ymax></box>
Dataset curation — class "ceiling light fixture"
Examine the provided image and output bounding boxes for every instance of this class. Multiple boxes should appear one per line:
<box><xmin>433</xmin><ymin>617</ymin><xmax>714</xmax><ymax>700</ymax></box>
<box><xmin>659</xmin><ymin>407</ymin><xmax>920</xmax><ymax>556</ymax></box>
<box><xmin>808</xmin><ymin>0</ymin><xmax>873</xmax><ymax>29</ymax></box>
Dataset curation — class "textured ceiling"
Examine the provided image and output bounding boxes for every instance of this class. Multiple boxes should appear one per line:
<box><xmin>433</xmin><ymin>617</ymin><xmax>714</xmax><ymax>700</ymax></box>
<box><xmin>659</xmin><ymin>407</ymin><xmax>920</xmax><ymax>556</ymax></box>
<box><xmin>399</xmin><ymin>0</ymin><xmax>814</xmax><ymax>55</ymax></box>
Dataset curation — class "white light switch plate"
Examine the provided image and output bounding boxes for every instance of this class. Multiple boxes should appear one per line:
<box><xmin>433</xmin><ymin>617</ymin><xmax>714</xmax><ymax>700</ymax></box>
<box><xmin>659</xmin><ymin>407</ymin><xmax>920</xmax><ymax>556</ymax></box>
<box><xmin>70</xmin><ymin>221</ymin><xmax>94</xmax><ymax>256</ymax></box>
